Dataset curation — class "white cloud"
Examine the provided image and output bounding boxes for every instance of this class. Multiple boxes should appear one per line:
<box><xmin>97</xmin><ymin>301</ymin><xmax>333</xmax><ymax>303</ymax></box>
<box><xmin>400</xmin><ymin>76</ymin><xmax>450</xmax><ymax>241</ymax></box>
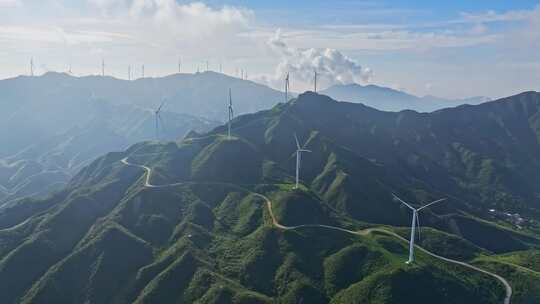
<box><xmin>0</xmin><ymin>1</ymin><xmax>255</xmax><ymax>76</ymax></box>
<box><xmin>85</xmin><ymin>0</ymin><xmax>253</xmax><ymax>39</ymax></box>
<box><xmin>0</xmin><ymin>26</ymin><xmax>128</xmax><ymax>44</ymax></box>
<box><xmin>258</xmin><ymin>29</ymin><xmax>373</xmax><ymax>91</ymax></box>
<box><xmin>80</xmin><ymin>1</ymin><xmax>256</xmax><ymax>65</ymax></box>
<box><xmin>459</xmin><ymin>8</ymin><xmax>533</xmax><ymax>23</ymax></box>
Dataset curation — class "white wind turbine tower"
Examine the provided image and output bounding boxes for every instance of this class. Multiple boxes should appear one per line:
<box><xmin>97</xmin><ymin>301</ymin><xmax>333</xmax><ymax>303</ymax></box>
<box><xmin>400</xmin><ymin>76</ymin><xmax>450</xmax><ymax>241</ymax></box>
<box><xmin>392</xmin><ymin>194</ymin><xmax>446</xmax><ymax>264</ymax></box>
<box><xmin>294</xmin><ymin>133</ymin><xmax>311</xmax><ymax>189</ymax></box>
<box><xmin>30</xmin><ymin>57</ymin><xmax>34</xmax><ymax>76</ymax></box>
<box><xmin>154</xmin><ymin>100</ymin><xmax>165</xmax><ymax>140</ymax></box>
<box><xmin>285</xmin><ymin>72</ymin><xmax>290</xmax><ymax>102</ymax></box>
<box><xmin>313</xmin><ymin>70</ymin><xmax>318</xmax><ymax>92</ymax></box>
<box><xmin>227</xmin><ymin>88</ymin><xmax>234</xmax><ymax>139</ymax></box>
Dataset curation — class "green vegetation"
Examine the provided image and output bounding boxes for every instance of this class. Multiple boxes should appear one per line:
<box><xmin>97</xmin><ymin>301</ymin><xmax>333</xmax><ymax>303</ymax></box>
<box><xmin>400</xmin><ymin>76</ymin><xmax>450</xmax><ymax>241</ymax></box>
<box><xmin>473</xmin><ymin>251</ymin><xmax>540</xmax><ymax>304</ymax></box>
<box><xmin>2</xmin><ymin>91</ymin><xmax>540</xmax><ymax>303</ymax></box>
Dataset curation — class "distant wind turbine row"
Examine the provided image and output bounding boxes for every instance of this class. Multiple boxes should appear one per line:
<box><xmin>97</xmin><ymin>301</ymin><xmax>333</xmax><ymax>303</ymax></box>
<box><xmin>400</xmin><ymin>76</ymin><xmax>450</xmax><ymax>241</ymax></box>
<box><xmin>27</xmin><ymin>56</ymin><xmax>247</xmax><ymax>80</ymax></box>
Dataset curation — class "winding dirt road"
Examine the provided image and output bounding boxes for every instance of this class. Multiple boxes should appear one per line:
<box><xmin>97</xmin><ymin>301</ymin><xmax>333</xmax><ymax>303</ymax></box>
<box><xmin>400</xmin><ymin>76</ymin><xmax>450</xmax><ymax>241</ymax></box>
<box><xmin>120</xmin><ymin>157</ymin><xmax>512</xmax><ymax>304</ymax></box>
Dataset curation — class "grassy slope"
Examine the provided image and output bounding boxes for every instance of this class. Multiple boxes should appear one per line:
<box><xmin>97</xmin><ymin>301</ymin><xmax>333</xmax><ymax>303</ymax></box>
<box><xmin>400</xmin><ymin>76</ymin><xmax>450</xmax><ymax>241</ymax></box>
<box><xmin>472</xmin><ymin>251</ymin><xmax>540</xmax><ymax>304</ymax></box>
<box><xmin>2</xmin><ymin>92</ymin><xmax>540</xmax><ymax>303</ymax></box>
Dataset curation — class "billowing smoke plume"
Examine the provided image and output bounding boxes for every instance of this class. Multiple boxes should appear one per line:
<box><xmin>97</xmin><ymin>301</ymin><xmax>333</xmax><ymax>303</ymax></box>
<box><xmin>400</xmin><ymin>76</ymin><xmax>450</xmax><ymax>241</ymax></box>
<box><xmin>265</xmin><ymin>30</ymin><xmax>373</xmax><ymax>90</ymax></box>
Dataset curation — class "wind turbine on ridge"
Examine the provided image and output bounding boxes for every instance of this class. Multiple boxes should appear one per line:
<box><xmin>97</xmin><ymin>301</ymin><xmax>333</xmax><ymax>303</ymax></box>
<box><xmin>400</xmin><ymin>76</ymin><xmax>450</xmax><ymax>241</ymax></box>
<box><xmin>285</xmin><ymin>72</ymin><xmax>290</xmax><ymax>102</ymax></box>
<box><xmin>392</xmin><ymin>193</ymin><xmax>446</xmax><ymax>264</ymax></box>
<box><xmin>294</xmin><ymin>133</ymin><xmax>311</xmax><ymax>189</ymax></box>
<box><xmin>154</xmin><ymin>99</ymin><xmax>166</xmax><ymax>140</ymax></box>
<box><xmin>314</xmin><ymin>70</ymin><xmax>317</xmax><ymax>92</ymax></box>
<box><xmin>101</xmin><ymin>58</ymin><xmax>105</xmax><ymax>76</ymax></box>
<box><xmin>227</xmin><ymin>88</ymin><xmax>234</xmax><ymax>139</ymax></box>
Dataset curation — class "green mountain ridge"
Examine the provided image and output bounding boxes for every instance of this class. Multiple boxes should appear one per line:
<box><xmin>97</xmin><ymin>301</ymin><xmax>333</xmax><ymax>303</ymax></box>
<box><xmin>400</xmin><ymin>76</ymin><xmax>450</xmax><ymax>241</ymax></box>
<box><xmin>1</xmin><ymin>91</ymin><xmax>540</xmax><ymax>303</ymax></box>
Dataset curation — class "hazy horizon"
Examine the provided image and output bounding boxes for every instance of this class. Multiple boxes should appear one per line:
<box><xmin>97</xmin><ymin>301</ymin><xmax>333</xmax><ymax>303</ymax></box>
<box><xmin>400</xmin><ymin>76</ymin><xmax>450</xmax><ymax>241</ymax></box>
<box><xmin>1</xmin><ymin>0</ymin><xmax>539</xmax><ymax>99</ymax></box>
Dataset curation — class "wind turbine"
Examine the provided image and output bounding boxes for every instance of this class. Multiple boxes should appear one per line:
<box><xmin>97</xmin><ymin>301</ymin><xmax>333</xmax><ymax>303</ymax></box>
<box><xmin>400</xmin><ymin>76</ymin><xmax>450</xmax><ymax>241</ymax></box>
<box><xmin>128</xmin><ymin>65</ymin><xmax>131</xmax><ymax>80</ymax></box>
<box><xmin>227</xmin><ymin>88</ymin><xmax>234</xmax><ymax>139</ymax></box>
<box><xmin>30</xmin><ymin>57</ymin><xmax>34</xmax><ymax>76</ymax></box>
<box><xmin>178</xmin><ymin>57</ymin><xmax>181</xmax><ymax>73</ymax></box>
<box><xmin>154</xmin><ymin>100</ymin><xmax>165</xmax><ymax>140</ymax></box>
<box><xmin>392</xmin><ymin>194</ymin><xmax>446</xmax><ymax>264</ymax></box>
<box><xmin>314</xmin><ymin>70</ymin><xmax>318</xmax><ymax>92</ymax></box>
<box><xmin>101</xmin><ymin>58</ymin><xmax>105</xmax><ymax>76</ymax></box>
<box><xmin>285</xmin><ymin>72</ymin><xmax>290</xmax><ymax>102</ymax></box>
<box><xmin>294</xmin><ymin>133</ymin><xmax>311</xmax><ymax>189</ymax></box>
<box><xmin>142</xmin><ymin>64</ymin><xmax>145</xmax><ymax>78</ymax></box>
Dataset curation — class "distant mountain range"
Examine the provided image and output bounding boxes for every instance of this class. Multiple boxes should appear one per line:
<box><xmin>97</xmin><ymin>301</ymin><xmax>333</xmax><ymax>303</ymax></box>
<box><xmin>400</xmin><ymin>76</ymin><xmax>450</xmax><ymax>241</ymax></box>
<box><xmin>321</xmin><ymin>83</ymin><xmax>491</xmax><ymax>112</ymax></box>
<box><xmin>0</xmin><ymin>103</ymin><xmax>217</xmax><ymax>203</ymax></box>
<box><xmin>0</xmin><ymin>91</ymin><xmax>538</xmax><ymax>303</ymax></box>
<box><xmin>0</xmin><ymin>71</ymin><xmax>285</xmax><ymax>203</ymax></box>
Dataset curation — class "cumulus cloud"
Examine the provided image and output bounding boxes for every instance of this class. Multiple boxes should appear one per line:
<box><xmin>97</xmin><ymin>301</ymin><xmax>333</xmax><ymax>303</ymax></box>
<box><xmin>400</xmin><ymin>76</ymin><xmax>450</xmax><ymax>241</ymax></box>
<box><xmin>80</xmin><ymin>0</ymin><xmax>256</xmax><ymax>69</ymax></box>
<box><xmin>86</xmin><ymin>0</ymin><xmax>252</xmax><ymax>40</ymax></box>
<box><xmin>261</xmin><ymin>29</ymin><xmax>373</xmax><ymax>90</ymax></box>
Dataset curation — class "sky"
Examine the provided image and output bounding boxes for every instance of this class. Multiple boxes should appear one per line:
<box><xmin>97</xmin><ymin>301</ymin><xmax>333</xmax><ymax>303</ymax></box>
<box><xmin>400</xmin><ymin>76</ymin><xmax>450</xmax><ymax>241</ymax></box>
<box><xmin>0</xmin><ymin>0</ymin><xmax>539</xmax><ymax>99</ymax></box>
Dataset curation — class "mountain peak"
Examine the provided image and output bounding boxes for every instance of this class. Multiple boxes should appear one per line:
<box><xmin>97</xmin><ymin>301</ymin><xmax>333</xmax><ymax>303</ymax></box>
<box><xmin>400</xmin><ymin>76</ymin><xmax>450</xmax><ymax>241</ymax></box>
<box><xmin>321</xmin><ymin>82</ymin><xmax>492</xmax><ymax>112</ymax></box>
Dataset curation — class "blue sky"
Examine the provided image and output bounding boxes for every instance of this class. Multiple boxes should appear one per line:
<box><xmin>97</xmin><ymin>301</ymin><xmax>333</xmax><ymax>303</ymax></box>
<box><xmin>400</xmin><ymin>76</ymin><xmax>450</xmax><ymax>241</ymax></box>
<box><xmin>0</xmin><ymin>0</ymin><xmax>539</xmax><ymax>99</ymax></box>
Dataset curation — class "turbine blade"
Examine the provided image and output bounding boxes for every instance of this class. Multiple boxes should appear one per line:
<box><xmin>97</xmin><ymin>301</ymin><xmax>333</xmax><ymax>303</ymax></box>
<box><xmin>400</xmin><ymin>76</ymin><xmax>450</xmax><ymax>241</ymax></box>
<box><xmin>417</xmin><ymin>198</ymin><xmax>447</xmax><ymax>211</ymax></box>
<box><xmin>299</xmin><ymin>149</ymin><xmax>312</xmax><ymax>153</ymax></box>
<box><xmin>416</xmin><ymin>214</ymin><xmax>421</xmax><ymax>242</ymax></box>
<box><xmin>294</xmin><ymin>133</ymin><xmax>300</xmax><ymax>149</ymax></box>
<box><xmin>156</xmin><ymin>101</ymin><xmax>165</xmax><ymax>113</ymax></box>
<box><xmin>392</xmin><ymin>193</ymin><xmax>415</xmax><ymax>210</ymax></box>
